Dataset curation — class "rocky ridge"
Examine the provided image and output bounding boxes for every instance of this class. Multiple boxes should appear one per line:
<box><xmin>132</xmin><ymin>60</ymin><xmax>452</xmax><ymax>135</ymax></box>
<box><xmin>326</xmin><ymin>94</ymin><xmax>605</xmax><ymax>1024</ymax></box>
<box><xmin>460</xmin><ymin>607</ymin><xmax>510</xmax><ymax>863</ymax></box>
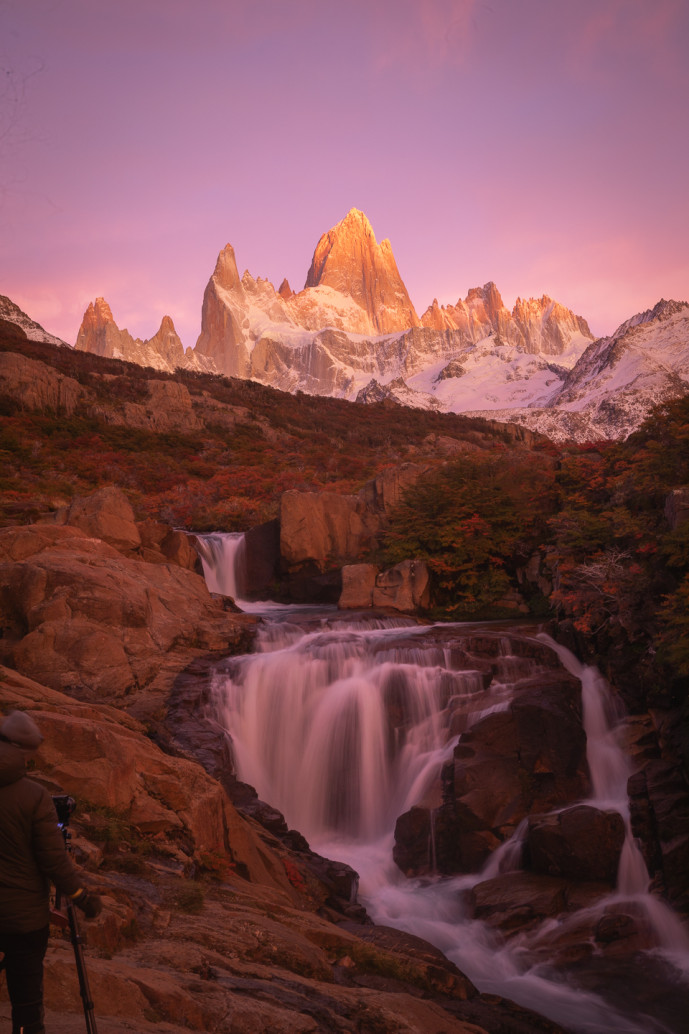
<box><xmin>14</xmin><ymin>206</ymin><xmax>689</xmax><ymax>441</ymax></box>
<box><xmin>466</xmin><ymin>300</ymin><xmax>689</xmax><ymax>441</ymax></box>
<box><xmin>75</xmin><ymin>297</ymin><xmax>213</xmax><ymax>375</ymax></box>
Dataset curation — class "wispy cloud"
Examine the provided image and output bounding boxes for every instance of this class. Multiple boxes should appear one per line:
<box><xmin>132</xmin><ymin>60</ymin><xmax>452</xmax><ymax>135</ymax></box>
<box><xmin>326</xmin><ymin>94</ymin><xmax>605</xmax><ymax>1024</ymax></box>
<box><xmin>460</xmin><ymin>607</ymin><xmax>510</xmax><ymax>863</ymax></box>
<box><xmin>566</xmin><ymin>0</ymin><xmax>686</xmax><ymax>83</ymax></box>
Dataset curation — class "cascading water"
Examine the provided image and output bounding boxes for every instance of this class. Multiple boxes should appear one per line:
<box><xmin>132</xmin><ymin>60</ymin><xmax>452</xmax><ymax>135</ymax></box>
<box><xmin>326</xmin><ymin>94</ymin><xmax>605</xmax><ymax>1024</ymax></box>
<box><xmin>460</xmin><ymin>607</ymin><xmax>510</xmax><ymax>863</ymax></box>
<box><xmin>195</xmin><ymin>531</ymin><xmax>247</xmax><ymax>601</ymax></box>
<box><xmin>209</xmin><ymin>608</ymin><xmax>689</xmax><ymax>1034</ymax></box>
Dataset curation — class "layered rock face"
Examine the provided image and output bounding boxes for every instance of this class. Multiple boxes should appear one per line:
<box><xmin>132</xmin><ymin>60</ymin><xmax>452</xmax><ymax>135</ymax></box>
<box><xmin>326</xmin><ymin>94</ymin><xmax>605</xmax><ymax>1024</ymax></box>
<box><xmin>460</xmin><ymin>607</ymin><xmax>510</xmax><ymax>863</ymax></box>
<box><xmin>0</xmin><ymin>487</ymin><xmax>255</xmax><ymax>700</ymax></box>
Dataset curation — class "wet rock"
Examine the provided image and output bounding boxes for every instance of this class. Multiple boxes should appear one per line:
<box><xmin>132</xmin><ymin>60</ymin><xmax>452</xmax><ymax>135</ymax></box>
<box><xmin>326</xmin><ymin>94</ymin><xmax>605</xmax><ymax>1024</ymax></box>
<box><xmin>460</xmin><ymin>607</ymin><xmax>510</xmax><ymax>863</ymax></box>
<box><xmin>526</xmin><ymin>805</ymin><xmax>625</xmax><ymax>882</ymax></box>
<box><xmin>372</xmin><ymin>559</ymin><xmax>431</xmax><ymax>612</ymax></box>
<box><xmin>394</xmin><ymin>659</ymin><xmax>591</xmax><ymax>877</ymax></box>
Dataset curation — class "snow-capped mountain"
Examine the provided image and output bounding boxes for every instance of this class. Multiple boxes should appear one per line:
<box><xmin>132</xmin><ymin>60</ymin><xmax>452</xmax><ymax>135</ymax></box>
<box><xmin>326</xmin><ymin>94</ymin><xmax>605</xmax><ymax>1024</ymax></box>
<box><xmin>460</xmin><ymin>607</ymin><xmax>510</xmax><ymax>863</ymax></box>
<box><xmin>6</xmin><ymin>208</ymin><xmax>688</xmax><ymax>442</ymax></box>
<box><xmin>474</xmin><ymin>299</ymin><xmax>689</xmax><ymax>441</ymax></box>
<box><xmin>0</xmin><ymin>294</ymin><xmax>68</xmax><ymax>347</ymax></box>
<box><xmin>190</xmin><ymin>208</ymin><xmax>593</xmax><ymax>401</ymax></box>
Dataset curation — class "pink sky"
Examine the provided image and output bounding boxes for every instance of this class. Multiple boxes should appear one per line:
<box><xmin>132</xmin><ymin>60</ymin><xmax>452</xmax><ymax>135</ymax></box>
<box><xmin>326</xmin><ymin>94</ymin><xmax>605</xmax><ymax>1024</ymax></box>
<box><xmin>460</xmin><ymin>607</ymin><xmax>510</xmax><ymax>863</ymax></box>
<box><xmin>1</xmin><ymin>0</ymin><xmax>687</xmax><ymax>347</ymax></box>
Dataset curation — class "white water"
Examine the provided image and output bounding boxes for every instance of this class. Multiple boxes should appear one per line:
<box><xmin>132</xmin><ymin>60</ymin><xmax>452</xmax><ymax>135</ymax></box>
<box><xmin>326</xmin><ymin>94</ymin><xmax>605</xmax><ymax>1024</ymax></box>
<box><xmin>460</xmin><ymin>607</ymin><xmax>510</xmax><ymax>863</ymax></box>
<box><xmin>195</xmin><ymin>532</ymin><xmax>247</xmax><ymax>600</ymax></box>
<box><xmin>203</xmin><ymin>588</ymin><xmax>689</xmax><ymax>1033</ymax></box>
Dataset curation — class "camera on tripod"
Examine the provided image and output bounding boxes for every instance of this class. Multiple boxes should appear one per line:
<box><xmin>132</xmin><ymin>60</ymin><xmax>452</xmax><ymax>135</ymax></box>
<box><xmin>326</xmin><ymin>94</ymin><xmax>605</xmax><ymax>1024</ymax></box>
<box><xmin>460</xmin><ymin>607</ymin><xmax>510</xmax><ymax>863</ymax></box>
<box><xmin>52</xmin><ymin>793</ymin><xmax>76</xmax><ymax>829</ymax></box>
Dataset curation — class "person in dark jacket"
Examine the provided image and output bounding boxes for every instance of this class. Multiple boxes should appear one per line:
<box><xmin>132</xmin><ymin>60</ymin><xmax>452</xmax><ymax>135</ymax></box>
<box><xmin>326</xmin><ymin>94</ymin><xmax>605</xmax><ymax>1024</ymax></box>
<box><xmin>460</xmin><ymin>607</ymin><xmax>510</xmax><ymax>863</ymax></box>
<box><xmin>0</xmin><ymin>710</ymin><xmax>102</xmax><ymax>1034</ymax></box>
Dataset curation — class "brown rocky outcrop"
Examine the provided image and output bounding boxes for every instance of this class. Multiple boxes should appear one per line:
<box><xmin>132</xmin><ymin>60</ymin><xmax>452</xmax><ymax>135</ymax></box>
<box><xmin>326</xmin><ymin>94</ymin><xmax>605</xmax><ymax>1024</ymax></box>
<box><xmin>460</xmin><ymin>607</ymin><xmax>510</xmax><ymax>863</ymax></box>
<box><xmin>0</xmin><ymin>666</ymin><xmax>280</xmax><ymax>881</ymax></box>
<box><xmin>358</xmin><ymin>461</ymin><xmax>432</xmax><ymax>514</ymax></box>
<box><xmin>0</xmin><ymin>350</ymin><xmax>82</xmax><ymax>414</ymax></box>
<box><xmin>340</xmin><ymin>560</ymin><xmax>431</xmax><ymax>612</ymax></box>
<box><xmin>0</xmin><ymin>521</ymin><xmax>254</xmax><ymax>700</ymax></box>
<box><xmin>52</xmin><ymin>485</ymin><xmax>142</xmax><ymax>552</ymax></box>
<box><xmin>280</xmin><ymin>489</ymin><xmax>380</xmax><ymax>571</ymax></box>
<box><xmin>138</xmin><ymin>519</ymin><xmax>200</xmax><ymax>570</ymax></box>
<box><xmin>339</xmin><ymin>563</ymin><xmax>379</xmax><ymax>608</ymax></box>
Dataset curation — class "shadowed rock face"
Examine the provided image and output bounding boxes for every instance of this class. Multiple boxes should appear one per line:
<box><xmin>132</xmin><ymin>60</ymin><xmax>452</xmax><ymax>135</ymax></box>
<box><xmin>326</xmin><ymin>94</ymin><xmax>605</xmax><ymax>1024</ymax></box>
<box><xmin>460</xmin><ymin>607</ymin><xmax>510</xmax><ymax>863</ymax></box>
<box><xmin>526</xmin><ymin>805</ymin><xmax>626</xmax><ymax>882</ymax></box>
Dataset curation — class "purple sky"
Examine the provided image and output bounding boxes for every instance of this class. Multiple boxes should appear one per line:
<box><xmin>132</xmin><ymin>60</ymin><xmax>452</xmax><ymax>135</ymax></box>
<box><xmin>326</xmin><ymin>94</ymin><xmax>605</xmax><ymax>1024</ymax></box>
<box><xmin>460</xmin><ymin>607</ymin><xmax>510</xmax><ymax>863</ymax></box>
<box><xmin>2</xmin><ymin>0</ymin><xmax>687</xmax><ymax>348</ymax></box>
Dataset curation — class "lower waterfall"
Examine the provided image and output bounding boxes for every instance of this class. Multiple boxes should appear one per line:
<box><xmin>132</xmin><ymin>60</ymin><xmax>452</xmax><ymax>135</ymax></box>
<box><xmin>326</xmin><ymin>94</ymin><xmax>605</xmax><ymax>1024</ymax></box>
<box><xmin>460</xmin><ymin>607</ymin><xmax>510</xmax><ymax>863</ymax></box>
<box><xmin>207</xmin><ymin>606</ymin><xmax>689</xmax><ymax>1034</ymax></box>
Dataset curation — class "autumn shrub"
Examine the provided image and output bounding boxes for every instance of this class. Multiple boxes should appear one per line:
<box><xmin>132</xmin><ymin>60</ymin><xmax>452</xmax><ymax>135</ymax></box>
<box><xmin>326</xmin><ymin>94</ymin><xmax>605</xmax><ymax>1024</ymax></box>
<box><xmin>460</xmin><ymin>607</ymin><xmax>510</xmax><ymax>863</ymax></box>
<box><xmin>382</xmin><ymin>451</ymin><xmax>556</xmax><ymax>614</ymax></box>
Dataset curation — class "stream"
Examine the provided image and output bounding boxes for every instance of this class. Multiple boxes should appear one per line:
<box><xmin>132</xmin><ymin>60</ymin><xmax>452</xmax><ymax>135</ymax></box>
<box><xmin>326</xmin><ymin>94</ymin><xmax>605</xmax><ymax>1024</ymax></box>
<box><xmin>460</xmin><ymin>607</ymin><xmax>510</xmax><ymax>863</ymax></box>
<box><xmin>197</xmin><ymin>532</ymin><xmax>689</xmax><ymax>1034</ymax></box>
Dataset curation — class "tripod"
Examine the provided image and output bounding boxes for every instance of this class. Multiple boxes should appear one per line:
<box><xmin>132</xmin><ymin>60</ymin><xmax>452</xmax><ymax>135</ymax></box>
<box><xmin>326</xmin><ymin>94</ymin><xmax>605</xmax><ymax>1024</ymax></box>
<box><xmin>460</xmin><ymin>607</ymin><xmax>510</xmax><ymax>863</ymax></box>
<box><xmin>53</xmin><ymin>795</ymin><xmax>98</xmax><ymax>1034</ymax></box>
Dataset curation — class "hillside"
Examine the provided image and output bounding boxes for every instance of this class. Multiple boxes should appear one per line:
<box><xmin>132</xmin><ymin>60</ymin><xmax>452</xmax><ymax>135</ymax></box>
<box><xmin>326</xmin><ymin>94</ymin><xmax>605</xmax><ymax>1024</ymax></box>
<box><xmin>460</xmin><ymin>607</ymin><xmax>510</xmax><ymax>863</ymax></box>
<box><xmin>0</xmin><ymin>319</ymin><xmax>541</xmax><ymax>532</ymax></box>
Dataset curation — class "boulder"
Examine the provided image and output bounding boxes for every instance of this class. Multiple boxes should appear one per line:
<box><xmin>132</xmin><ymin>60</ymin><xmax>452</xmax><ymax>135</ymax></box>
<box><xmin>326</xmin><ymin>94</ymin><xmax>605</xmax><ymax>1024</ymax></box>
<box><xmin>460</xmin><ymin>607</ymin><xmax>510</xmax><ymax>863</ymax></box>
<box><xmin>0</xmin><ymin>665</ymin><xmax>296</xmax><ymax>892</ymax></box>
<box><xmin>280</xmin><ymin>489</ymin><xmax>380</xmax><ymax>571</ymax></box>
<box><xmin>138</xmin><ymin>519</ymin><xmax>200</xmax><ymax>570</ymax></box>
<box><xmin>339</xmin><ymin>560</ymin><xmax>431</xmax><ymax>612</ymax></box>
<box><xmin>372</xmin><ymin>559</ymin><xmax>431</xmax><ymax>612</ymax></box>
<box><xmin>56</xmin><ymin>485</ymin><xmax>142</xmax><ymax>553</ymax></box>
<box><xmin>339</xmin><ymin>563</ymin><xmax>378</xmax><ymax>609</ymax></box>
<box><xmin>395</xmin><ymin>670</ymin><xmax>591</xmax><ymax>875</ymax></box>
<box><xmin>526</xmin><ymin>805</ymin><xmax>625</xmax><ymax>883</ymax></box>
<box><xmin>469</xmin><ymin>872</ymin><xmax>569</xmax><ymax>932</ymax></box>
<box><xmin>122</xmin><ymin>378</ymin><xmax>201</xmax><ymax>434</ymax></box>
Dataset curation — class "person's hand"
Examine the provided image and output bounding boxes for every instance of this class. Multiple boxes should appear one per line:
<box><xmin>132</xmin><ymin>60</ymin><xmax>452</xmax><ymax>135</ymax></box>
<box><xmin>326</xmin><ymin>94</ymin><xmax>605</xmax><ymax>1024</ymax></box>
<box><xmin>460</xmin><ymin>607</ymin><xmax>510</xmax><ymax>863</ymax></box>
<box><xmin>73</xmin><ymin>890</ymin><xmax>103</xmax><ymax>918</ymax></box>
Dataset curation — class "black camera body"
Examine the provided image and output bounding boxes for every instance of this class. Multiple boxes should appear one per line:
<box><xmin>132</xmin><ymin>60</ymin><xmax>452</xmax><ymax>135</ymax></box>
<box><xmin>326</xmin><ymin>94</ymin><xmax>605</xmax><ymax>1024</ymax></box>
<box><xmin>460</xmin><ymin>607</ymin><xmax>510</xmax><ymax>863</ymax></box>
<box><xmin>52</xmin><ymin>794</ymin><xmax>76</xmax><ymax>827</ymax></box>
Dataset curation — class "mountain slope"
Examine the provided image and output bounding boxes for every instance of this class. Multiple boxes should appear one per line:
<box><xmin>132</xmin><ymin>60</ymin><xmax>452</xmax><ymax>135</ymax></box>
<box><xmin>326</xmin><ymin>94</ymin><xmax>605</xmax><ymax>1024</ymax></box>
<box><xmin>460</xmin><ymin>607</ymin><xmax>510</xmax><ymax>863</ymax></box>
<box><xmin>0</xmin><ymin>294</ymin><xmax>68</xmax><ymax>347</ymax></box>
<box><xmin>463</xmin><ymin>300</ymin><xmax>689</xmax><ymax>441</ymax></box>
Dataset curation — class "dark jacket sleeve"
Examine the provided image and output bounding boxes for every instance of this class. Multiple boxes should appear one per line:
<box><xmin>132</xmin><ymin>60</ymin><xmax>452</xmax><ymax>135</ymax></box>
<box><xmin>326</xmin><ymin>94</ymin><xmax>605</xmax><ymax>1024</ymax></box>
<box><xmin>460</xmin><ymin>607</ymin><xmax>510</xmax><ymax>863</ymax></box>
<box><xmin>30</xmin><ymin>788</ymin><xmax>83</xmax><ymax>898</ymax></box>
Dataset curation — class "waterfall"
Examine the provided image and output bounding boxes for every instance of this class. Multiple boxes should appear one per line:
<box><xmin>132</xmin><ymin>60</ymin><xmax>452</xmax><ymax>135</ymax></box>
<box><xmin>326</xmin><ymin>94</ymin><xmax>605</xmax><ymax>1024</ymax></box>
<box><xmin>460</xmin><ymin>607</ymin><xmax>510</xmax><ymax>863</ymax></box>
<box><xmin>210</xmin><ymin>610</ymin><xmax>689</xmax><ymax>1034</ymax></box>
<box><xmin>541</xmin><ymin>634</ymin><xmax>689</xmax><ymax>949</ymax></box>
<box><xmin>195</xmin><ymin>532</ymin><xmax>247</xmax><ymax>601</ymax></box>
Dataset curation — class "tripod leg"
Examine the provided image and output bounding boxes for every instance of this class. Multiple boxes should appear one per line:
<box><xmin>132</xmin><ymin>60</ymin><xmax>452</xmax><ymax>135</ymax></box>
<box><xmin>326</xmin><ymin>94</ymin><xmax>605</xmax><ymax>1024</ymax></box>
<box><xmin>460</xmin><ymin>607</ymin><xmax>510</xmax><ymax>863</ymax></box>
<box><xmin>66</xmin><ymin>903</ymin><xmax>99</xmax><ymax>1034</ymax></box>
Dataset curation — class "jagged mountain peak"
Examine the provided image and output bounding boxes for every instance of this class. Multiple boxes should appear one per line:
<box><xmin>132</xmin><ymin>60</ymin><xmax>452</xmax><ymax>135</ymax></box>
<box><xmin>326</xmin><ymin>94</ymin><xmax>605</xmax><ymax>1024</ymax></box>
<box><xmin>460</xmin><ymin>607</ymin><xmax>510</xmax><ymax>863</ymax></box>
<box><xmin>303</xmin><ymin>208</ymin><xmax>420</xmax><ymax>333</ymax></box>
<box><xmin>608</xmin><ymin>298</ymin><xmax>689</xmax><ymax>343</ymax></box>
<box><xmin>82</xmin><ymin>297</ymin><xmax>115</xmax><ymax>328</ymax></box>
<box><xmin>213</xmin><ymin>244</ymin><xmax>241</xmax><ymax>292</ymax></box>
<box><xmin>466</xmin><ymin>282</ymin><xmax>505</xmax><ymax>309</ymax></box>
